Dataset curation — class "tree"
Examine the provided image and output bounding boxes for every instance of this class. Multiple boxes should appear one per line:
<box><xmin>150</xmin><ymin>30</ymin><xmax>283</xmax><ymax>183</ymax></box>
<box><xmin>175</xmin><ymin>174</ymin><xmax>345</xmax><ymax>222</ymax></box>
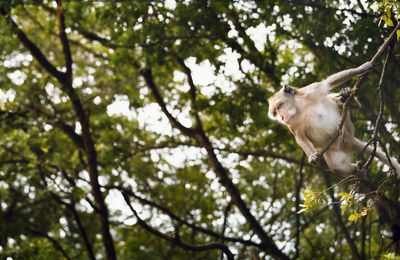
<box><xmin>0</xmin><ymin>1</ymin><xmax>399</xmax><ymax>259</ymax></box>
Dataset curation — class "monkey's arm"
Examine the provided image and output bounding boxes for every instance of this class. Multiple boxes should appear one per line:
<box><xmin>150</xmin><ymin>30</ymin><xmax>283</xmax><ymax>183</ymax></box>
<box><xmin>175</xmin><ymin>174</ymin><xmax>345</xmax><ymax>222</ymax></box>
<box><xmin>323</xmin><ymin>61</ymin><xmax>373</xmax><ymax>90</ymax></box>
<box><xmin>294</xmin><ymin>133</ymin><xmax>320</xmax><ymax>165</ymax></box>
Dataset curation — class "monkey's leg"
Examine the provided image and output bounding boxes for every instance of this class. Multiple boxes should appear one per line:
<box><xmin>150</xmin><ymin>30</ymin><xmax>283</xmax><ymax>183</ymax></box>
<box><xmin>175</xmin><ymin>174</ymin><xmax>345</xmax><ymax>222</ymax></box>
<box><xmin>323</xmin><ymin>149</ymin><xmax>361</xmax><ymax>177</ymax></box>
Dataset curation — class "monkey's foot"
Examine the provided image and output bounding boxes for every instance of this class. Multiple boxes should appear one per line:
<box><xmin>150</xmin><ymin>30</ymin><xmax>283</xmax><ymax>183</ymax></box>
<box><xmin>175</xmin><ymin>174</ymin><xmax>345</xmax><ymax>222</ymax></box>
<box><xmin>339</xmin><ymin>87</ymin><xmax>351</xmax><ymax>103</ymax></box>
<box><xmin>308</xmin><ymin>152</ymin><xmax>320</xmax><ymax>165</ymax></box>
<box><xmin>354</xmin><ymin>160</ymin><xmax>367</xmax><ymax>177</ymax></box>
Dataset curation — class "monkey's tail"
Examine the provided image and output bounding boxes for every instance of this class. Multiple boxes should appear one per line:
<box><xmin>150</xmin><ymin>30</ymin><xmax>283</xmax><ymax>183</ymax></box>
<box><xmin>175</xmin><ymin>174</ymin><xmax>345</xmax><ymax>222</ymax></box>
<box><xmin>353</xmin><ymin>138</ymin><xmax>400</xmax><ymax>175</ymax></box>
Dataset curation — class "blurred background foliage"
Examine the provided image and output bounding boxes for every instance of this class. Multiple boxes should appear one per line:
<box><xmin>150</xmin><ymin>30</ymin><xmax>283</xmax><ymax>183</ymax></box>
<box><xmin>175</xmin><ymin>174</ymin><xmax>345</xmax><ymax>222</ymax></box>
<box><xmin>0</xmin><ymin>1</ymin><xmax>400</xmax><ymax>259</ymax></box>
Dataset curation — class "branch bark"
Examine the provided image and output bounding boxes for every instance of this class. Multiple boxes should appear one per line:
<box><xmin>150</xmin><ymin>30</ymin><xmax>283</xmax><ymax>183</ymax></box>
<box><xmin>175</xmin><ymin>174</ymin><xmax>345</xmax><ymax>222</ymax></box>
<box><xmin>0</xmin><ymin>7</ymin><xmax>66</xmax><ymax>83</ymax></box>
<box><xmin>139</xmin><ymin>68</ymin><xmax>197</xmax><ymax>138</ymax></box>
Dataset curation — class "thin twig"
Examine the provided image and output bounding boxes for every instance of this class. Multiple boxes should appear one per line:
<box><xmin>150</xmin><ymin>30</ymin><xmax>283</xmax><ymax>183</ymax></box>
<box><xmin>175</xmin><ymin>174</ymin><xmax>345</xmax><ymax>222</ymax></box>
<box><xmin>363</xmin><ymin>45</ymin><xmax>392</xmax><ymax>170</ymax></box>
<box><xmin>318</xmin><ymin>175</ymin><xmax>359</xmax><ymax>196</ymax></box>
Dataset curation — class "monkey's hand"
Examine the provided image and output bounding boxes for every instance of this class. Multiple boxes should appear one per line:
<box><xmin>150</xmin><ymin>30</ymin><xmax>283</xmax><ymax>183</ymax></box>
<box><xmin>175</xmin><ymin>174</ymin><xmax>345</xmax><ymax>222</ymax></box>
<box><xmin>339</xmin><ymin>87</ymin><xmax>352</xmax><ymax>103</ymax></box>
<box><xmin>308</xmin><ymin>152</ymin><xmax>320</xmax><ymax>165</ymax></box>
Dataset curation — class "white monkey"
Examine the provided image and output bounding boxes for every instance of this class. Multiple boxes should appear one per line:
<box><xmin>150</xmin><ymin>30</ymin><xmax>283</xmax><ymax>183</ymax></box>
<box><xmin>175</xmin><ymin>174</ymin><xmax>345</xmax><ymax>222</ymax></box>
<box><xmin>268</xmin><ymin>61</ymin><xmax>400</xmax><ymax>176</ymax></box>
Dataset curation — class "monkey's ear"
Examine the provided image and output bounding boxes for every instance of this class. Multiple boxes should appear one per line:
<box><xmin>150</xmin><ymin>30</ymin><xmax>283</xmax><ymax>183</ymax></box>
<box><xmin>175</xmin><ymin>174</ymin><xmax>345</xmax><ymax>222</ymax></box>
<box><xmin>283</xmin><ymin>85</ymin><xmax>296</xmax><ymax>95</ymax></box>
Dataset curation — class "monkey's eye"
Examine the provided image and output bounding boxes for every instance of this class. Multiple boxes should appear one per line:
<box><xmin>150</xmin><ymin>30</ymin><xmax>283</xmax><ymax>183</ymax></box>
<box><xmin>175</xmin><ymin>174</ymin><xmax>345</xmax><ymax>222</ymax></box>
<box><xmin>277</xmin><ymin>103</ymin><xmax>283</xmax><ymax>110</ymax></box>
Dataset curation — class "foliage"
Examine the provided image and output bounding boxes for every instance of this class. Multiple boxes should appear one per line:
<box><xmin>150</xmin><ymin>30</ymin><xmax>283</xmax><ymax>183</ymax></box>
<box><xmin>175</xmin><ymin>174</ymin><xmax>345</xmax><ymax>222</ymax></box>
<box><xmin>0</xmin><ymin>1</ymin><xmax>399</xmax><ymax>260</ymax></box>
<box><xmin>376</xmin><ymin>0</ymin><xmax>400</xmax><ymax>39</ymax></box>
<box><xmin>297</xmin><ymin>187</ymin><xmax>325</xmax><ymax>214</ymax></box>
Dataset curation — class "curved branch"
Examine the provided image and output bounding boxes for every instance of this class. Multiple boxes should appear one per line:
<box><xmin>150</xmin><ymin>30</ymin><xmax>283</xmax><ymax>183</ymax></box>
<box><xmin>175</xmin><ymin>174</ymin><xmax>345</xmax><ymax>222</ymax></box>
<box><xmin>139</xmin><ymin>68</ymin><xmax>196</xmax><ymax>137</ymax></box>
<box><xmin>122</xmin><ymin>192</ymin><xmax>235</xmax><ymax>260</ymax></box>
<box><xmin>107</xmin><ymin>185</ymin><xmax>260</xmax><ymax>248</ymax></box>
<box><xmin>54</xmin><ymin>120</ymin><xmax>85</xmax><ymax>149</ymax></box>
<box><xmin>371</xmin><ymin>23</ymin><xmax>400</xmax><ymax>63</ymax></box>
<box><xmin>38</xmin><ymin>167</ymin><xmax>96</xmax><ymax>260</ymax></box>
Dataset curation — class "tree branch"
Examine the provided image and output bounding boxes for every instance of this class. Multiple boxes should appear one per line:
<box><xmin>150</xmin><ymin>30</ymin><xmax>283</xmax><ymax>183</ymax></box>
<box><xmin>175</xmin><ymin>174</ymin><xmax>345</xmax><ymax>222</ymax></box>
<box><xmin>56</xmin><ymin>0</ymin><xmax>72</xmax><ymax>81</ymax></box>
<box><xmin>38</xmin><ymin>166</ymin><xmax>97</xmax><ymax>260</ymax></box>
<box><xmin>0</xmin><ymin>6</ymin><xmax>66</xmax><ymax>83</ymax></box>
<box><xmin>54</xmin><ymin>120</ymin><xmax>85</xmax><ymax>149</ymax></box>
<box><xmin>223</xmin><ymin>8</ymin><xmax>280</xmax><ymax>87</ymax></box>
<box><xmin>106</xmin><ymin>185</ymin><xmax>261</xmax><ymax>248</ymax></box>
<box><xmin>170</xmin><ymin>52</ymin><xmax>203</xmax><ymax>131</ymax></box>
<box><xmin>140</xmin><ymin>64</ymin><xmax>289</xmax><ymax>260</ymax></box>
<box><xmin>371</xmin><ymin>23</ymin><xmax>400</xmax><ymax>63</ymax></box>
<box><xmin>3</xmin><ymin>6</ymin><xmax>117</xmax><ymax>258</ymax></box>
<box><xmin>0</xmin><ymin>159</ymin><xmax>29</xmax><ymax>167</ymax></box>
<box><xmin>139</xmin><ymin>67</ymin><xmax>197</xmax><ymax>137</ymax></box>
<box><xmin>122</xmin><ymin>192</ymin><xmax>235</xmax><ymax>260</ymax></box>
<box><xmin>27</xmin><ymin>227</ymin><xmax>72</xmax><ymax>260</ymax></box>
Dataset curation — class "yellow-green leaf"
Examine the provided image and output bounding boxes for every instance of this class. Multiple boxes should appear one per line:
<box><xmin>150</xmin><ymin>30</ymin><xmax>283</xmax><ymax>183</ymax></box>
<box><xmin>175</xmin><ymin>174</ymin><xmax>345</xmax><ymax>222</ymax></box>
<box><xmin>348</xmin><ymin>214</ymin><xmax>358</xmax><ymax>222</ymax></box>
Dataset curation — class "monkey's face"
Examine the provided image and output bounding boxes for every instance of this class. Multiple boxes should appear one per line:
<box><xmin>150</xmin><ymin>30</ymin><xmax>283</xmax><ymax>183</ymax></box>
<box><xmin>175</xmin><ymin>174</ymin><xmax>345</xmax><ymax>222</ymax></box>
<box><xmin>268</xmin><ymin>85</ymin><xmax>297</xmax><ymax>125</ymax></box>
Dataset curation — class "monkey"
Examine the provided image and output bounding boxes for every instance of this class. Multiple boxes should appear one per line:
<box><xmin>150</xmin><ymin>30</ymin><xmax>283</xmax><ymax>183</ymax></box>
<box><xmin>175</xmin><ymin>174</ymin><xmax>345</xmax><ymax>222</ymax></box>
<box><xmin>268</xmin><ymin>61</ymin><xmax>400</xmax><ymax>176</ymax></box>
